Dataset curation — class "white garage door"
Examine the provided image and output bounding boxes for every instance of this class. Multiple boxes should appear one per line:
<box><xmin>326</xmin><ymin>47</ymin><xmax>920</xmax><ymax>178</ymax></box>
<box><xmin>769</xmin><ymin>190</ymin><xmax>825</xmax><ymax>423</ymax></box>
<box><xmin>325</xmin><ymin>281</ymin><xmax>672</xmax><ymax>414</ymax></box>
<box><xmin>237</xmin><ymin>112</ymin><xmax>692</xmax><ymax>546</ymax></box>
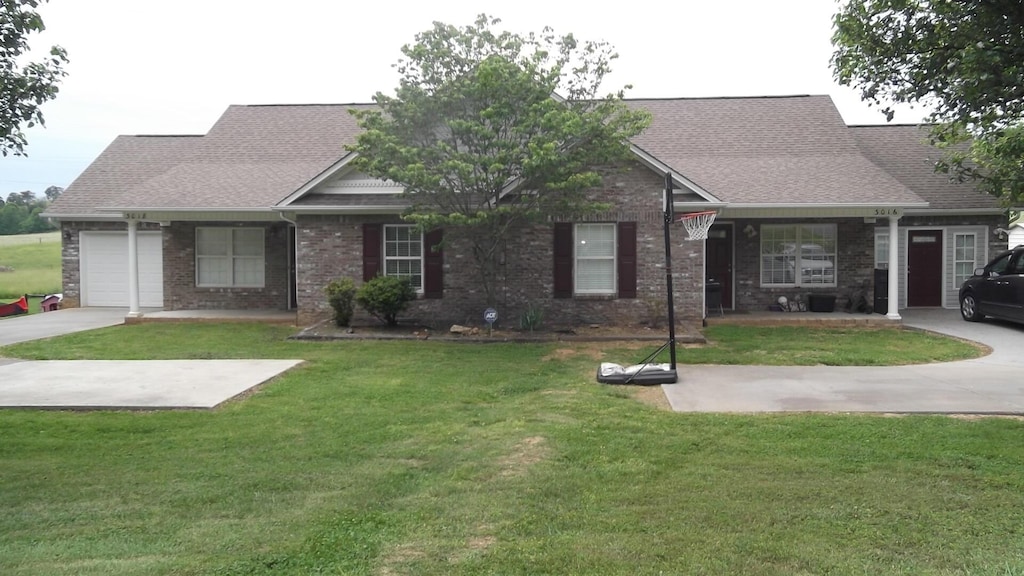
<box><xmin>80</xmin><ymin>231</ymin><xmax>164</xmax><ymax>307</ymax></box>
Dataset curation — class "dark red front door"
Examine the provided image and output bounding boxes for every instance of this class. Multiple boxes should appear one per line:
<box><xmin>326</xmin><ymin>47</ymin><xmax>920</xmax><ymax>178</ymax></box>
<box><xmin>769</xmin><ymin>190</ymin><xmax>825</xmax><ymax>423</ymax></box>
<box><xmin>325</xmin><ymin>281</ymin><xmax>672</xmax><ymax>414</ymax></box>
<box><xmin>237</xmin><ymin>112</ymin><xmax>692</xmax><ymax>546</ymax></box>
<box><xmin>907</xmin><ymin>230</ymin><xmax>943</xmax><ymax>307</ymax></box>
<box><xmin>706</xmin><ymin>224</ymin><xmax>733</xmax><ymax>308</ymax></box>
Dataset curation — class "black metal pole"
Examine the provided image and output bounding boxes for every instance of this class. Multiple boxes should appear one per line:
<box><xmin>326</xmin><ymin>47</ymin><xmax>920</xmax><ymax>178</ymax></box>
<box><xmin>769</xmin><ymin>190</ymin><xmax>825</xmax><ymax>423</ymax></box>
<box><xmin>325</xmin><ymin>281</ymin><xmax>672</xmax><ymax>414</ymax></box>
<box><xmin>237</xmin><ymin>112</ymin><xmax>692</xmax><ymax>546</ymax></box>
<box><xmin>663</xmin><ymin>173</ymin><xmax>677</xmax><ymax>370</ymax></box>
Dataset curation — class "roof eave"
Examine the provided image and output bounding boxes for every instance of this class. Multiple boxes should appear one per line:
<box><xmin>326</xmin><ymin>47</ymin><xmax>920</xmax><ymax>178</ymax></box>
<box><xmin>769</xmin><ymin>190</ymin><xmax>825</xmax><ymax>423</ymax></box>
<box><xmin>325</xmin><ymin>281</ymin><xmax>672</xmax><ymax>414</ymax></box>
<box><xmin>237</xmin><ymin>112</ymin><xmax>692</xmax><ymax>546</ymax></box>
<box><xmin>628</xmin><ymin>144</ymin><xmax>723</xmax><ymax>204</ymax></box>
<box><xmin>903</xmin><ymin>207</ymin><xmax>1006</xmax><ymax>216</ymax></box>
<box><xmin>40</xmin><ymin>212</ymin><xmax>125</xmax><ymax>222</ymax></box>
<box><xmin>277</xmin><ymin>152</ymin><xmax>360</xmax><ymax>206</ymax></box>
<box><xmin>274</xmin><ymin>205</ymin><xmax>409</xmax><ymax>215</ymax></box>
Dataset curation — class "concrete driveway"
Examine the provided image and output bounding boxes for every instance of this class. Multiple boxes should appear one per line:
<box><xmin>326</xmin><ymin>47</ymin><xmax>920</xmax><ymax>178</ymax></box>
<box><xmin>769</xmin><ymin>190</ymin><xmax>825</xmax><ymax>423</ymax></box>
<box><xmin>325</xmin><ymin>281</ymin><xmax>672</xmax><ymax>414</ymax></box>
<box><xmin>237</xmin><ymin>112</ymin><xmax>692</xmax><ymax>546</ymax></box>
<box><xmin>662</xmin><ymin>309</ymin><xmax>1024</xmax><ymax>414</ymax></box>
<box><xmin>0</xmin><ymin>308</ymin><xmax>303</xmax><ymax>409</ymax></box>
<box><xmin>0</xmin><ymin>307</ymin><xmax>128</xmax><ymax>346</ymax></box>
<box><xmin>0</xmin><ymin>359</ymin><xmax>303</xmax><ymax>409</ymax></box>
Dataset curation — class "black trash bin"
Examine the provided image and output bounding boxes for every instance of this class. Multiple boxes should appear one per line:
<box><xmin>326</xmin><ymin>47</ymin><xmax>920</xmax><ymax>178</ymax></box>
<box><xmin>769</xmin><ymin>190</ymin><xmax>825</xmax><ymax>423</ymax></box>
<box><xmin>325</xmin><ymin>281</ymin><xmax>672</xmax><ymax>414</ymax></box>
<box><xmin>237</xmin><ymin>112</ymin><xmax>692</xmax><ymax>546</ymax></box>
<box><xmin>807</xmin><ymin>294</ymin><xmax>836</xmax><ymax>313</ymax></box>
<box><xmin>873</xmin><ymin>268</ymin><xmax>888</xmax><ymax>314</ymax></box>
<box><xmin>705</xmin><ymin>280</ymin><xmax>723</xmax><ymax>317</ymax></box>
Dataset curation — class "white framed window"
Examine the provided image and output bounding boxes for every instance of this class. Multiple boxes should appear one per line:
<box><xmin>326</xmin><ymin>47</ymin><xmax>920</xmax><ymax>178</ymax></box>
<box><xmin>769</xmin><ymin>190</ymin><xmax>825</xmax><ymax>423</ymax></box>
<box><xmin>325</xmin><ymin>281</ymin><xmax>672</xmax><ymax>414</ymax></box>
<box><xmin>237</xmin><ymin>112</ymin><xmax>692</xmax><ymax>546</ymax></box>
<box><xmin>760</xmin><ymin>224</ymin><xmax>837</xmax><ymax>287</ymax></box>
<box><xmin>384</xmin><ymin>224</ymin><xmax>423</xmax><ymax>291</ymax></box>
<box><xmin>954</xmin><ymin>233</ymin><xmax>977</xmax><ymax>287</ymax></box>
<box><xmin>874</xmin><ymin>231</ymin><xmax>889</xmax><ymax>270</ymax></box>
<box><xmin>196</xmin><ymin>227</ymin><xmax>265</xmax><ymax>287</ymax></box>
<box><xmin>575</xmin><ymin>223</ymin><xmax>616</xmax><ymax>294</ymax></box>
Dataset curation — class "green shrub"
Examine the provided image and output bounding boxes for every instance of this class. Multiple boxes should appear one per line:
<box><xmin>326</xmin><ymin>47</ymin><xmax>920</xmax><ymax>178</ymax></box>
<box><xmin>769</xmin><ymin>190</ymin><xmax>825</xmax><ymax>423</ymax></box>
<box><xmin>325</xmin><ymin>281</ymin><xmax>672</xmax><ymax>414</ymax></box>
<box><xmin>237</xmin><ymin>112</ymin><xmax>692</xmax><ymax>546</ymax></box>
<box><xmin>356</xmin><ymin>276</ymin><xmax>416</xmax><ymax>326</ymax></box>
<box><xmin>324</xmin><ymin>278</ymin><xmax>357</xmax><ymax>327</ymax></box>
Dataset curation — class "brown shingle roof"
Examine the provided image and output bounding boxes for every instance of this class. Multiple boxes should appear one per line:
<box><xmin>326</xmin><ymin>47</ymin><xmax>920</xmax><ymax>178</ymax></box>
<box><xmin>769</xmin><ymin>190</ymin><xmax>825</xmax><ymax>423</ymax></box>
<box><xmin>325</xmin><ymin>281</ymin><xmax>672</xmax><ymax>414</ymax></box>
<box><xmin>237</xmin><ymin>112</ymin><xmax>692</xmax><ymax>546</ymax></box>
<box><xmin>850</xmin><ymin>124</ymin><xmax>1000</xmax><ymax>210</ymax></box>
<box><xmin>46</xmin><ymin>135</ymin><xmax>201</xmax><ymax>216</ymax></box>
<box><xmin>48</xmin><ymin>104</ymin><xmax>373</xmax><ymax>215</ymax></box>
<box><xmin>53</xmin><ymin>96</ymin><xmax>996</xmax><ymax>216</ymax></box>
<box><xmin>629</xmin><ymin>95</ymin><xmax>924</xmax><ymax>205</ymax></box>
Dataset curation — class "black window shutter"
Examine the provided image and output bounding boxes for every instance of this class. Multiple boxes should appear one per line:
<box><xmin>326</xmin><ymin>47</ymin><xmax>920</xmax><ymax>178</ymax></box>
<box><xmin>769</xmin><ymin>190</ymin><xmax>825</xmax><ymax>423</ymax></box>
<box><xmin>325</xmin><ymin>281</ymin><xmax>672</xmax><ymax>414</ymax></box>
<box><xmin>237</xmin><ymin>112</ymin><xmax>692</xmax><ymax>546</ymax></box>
<box><xmin>553</xmin><ymin>223</ymin><xmax>573</xmax><ymax>298</ymax></box>
<box><xmin>362</xmin><ymin>223</ymin><xmax>381</xmax><ymax>281</ymax></box>
<box><xmin>423</xmin><ymin>228</ymin><xmax>443</xmax><ymax>299</ymax></box>
<box><xmin>617</xmin><ymin>222</ymin><xmax>637</xmax><ymax>298</ymax></box>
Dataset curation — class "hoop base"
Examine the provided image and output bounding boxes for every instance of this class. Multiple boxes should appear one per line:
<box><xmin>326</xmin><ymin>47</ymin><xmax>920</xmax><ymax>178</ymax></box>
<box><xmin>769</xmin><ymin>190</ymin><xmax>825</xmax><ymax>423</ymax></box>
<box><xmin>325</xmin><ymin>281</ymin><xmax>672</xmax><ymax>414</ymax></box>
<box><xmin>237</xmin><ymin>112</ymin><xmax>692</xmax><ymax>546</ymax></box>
<box><xmin>679</xmin><ymin>210</ymin><xmax>718</xmax><ymax>241</ymax></box>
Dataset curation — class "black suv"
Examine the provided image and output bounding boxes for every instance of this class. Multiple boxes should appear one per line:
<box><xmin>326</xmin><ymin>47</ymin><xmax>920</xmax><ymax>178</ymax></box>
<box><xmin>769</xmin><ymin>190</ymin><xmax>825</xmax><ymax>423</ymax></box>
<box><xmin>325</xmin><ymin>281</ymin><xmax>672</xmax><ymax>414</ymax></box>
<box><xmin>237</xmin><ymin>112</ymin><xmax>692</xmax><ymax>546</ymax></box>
<box><xmin>959</xmin><ymin>245</ymin><xmax>1024</xmax><ymax>323</ymax></box>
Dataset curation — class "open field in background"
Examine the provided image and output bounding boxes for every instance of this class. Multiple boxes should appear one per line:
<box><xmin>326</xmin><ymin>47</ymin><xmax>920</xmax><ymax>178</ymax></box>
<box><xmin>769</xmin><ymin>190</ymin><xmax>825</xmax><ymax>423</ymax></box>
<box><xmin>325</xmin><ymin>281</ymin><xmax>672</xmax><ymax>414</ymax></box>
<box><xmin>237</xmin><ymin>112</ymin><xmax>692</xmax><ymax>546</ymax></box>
<box><xmin>0</xmin><ymin>232</ymin><xmax>61</xmax><ymax>302</ymax></box>
<box><xmin>0</xmin><ymin>231</ymin><xmax>61</xmax><ymax>246</ymax></box>
<box><xmin>2</xmin><ymin>324</ymin><xmax>1020</xmax><ymax>576</ymax></box>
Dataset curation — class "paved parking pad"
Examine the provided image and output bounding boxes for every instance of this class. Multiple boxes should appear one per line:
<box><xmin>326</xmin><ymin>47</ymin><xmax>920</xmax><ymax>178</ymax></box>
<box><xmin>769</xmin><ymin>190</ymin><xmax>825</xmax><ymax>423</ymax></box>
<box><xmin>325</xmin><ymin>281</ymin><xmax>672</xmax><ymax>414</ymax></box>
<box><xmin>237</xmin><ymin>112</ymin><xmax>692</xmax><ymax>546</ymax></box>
<box><xmin>662</xmin><ymin>309</ymin><xmax>1024</xmax><ymax>414</ymax></box>
<box><xmin>665</xmin><ymin>363</ymin><xmax>1024</xmax><ymax>414</ymax></box>
<box><xmin>0</xmin><ymin>359</ymin><xmax>303</xmax><ymax>409</ymax></box>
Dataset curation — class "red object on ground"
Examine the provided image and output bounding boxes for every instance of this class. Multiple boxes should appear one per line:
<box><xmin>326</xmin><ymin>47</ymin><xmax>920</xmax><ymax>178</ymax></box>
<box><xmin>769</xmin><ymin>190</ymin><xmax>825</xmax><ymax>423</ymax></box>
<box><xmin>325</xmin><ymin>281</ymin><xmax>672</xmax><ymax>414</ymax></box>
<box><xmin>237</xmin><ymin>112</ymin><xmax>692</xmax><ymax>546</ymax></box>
<box><xmin>41</xmin><ymin>294</ymin><xmax>61</xmax><ymax>312</ymax></box>
<box><xmin>0</xmin><ymin>295</ymin><xmax>29</xmax><ymax>318</ymax></box>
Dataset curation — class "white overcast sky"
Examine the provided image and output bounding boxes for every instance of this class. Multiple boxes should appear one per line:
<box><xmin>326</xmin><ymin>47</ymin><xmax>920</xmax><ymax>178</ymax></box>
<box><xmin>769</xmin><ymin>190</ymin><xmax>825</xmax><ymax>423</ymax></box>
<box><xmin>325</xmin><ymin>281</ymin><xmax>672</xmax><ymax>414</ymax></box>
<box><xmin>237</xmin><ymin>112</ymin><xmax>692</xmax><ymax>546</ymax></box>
<box><xmin>1</xmin><ymin>0</ymin><xmax>927</xmax><ymax>195</ymax></box>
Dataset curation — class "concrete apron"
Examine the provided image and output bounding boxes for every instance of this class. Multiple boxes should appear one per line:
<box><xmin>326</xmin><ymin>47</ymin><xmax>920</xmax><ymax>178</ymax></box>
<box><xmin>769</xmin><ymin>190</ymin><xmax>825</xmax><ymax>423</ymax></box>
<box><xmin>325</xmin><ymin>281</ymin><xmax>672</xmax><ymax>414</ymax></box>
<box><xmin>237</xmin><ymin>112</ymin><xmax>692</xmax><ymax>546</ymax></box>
<box><xmin>0</xmin><ymin>359</ymin><xmax>303</xmax><ymax>409</ymax></box>
<box><xmin>662</xmin><ymin>309</ymin><xmax>1024</xmax><ymax>414</ymax></box>
<box><xmin>664</xmin><ymin>363</ymin><xmax>1024</xmax><ymax>414</ymax></box>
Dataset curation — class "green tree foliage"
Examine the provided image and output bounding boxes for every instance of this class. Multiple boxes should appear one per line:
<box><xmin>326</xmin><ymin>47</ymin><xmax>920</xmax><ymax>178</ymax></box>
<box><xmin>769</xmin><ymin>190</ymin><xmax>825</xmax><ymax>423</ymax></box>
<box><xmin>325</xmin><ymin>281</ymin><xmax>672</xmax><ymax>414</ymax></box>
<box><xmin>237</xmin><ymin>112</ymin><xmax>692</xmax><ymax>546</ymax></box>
<box><xmin>1</xmin><ymin>0</ymin><xmax>68</xmax><ymax>157</ymax></box>
<box><xmin>0</xmin><ymin>189</ymin><xmax>57</xmax><ymax>234</ymax></box>
<box><xmin>349</xmin><ymin>15</ymin><xmax>650</xmax><ymax>304</ymax></box>
<box><xmin>832</xmin><ymin>0</ymin><xmax>1024</xmax><ymax>205</ymax></box>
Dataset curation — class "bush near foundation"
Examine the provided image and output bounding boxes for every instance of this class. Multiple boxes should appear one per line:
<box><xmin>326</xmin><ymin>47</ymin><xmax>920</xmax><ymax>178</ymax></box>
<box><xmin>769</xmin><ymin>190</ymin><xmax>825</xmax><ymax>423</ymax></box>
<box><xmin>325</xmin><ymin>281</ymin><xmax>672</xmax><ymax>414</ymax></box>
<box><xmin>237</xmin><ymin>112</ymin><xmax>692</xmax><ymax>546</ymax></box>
<box><xmin>356</xmin><ymin>276</ymin><xmax>416</xmax><ymax>326</ymax></box>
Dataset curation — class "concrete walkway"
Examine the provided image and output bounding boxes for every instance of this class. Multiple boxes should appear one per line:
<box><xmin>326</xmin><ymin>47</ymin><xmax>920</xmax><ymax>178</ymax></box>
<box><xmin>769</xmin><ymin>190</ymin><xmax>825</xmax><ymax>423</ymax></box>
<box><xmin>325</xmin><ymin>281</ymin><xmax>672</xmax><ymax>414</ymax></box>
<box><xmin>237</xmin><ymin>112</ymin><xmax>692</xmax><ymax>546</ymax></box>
<box><xmin>662</xmin><ymin>309</ymin><xmax>1024</xmax><ymax>414</ymax></box>
<box><xmin>0</xmin><ymin>307</ymin><xmax>130</xmax><ymax>346</ymax></box>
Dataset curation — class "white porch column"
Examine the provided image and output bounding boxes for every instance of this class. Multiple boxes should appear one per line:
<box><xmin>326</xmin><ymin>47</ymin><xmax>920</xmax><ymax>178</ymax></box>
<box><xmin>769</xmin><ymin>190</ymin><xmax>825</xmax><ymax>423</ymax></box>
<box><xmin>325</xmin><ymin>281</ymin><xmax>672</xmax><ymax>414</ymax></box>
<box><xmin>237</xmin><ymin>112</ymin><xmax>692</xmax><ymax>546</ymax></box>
<box><xmin>886</xmin><ymin>214</ymin><xmax>901</xmax><ymax>320</ymax></box>
<box><xmin>127</xmin><ymin>219</ymin><xmax>141</xmax><ymax>318</ymax></box>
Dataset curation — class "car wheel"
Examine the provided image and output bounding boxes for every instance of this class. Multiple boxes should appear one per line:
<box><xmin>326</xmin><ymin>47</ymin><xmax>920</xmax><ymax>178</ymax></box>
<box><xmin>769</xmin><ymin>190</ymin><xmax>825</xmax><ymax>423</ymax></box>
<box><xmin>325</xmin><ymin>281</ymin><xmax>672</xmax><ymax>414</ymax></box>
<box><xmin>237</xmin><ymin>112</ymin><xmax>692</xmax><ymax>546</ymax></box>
<box><xmin>960</xmin><ymin>293</ymin><xmax>984</xmax><ymax>322</ymax></box>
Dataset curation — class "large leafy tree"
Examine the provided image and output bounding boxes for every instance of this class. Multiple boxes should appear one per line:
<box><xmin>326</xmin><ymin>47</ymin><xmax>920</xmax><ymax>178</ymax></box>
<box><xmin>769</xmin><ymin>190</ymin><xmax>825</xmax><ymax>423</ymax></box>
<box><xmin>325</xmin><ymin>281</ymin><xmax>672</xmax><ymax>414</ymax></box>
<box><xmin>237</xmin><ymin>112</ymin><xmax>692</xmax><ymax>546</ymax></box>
<box><xmin>1</xmin><ymin>0</ymin><xmax>68</xmax><ymax>156</ymax></box>
<box><xmin>350</xmin><ymin>15</ymin><xmax>650</xmax><ymax>305</ymax></box>
<box><xmin>832</xmin><ymin>0</ymin><xmax>1024</xmax><ymax>205</ymax></box>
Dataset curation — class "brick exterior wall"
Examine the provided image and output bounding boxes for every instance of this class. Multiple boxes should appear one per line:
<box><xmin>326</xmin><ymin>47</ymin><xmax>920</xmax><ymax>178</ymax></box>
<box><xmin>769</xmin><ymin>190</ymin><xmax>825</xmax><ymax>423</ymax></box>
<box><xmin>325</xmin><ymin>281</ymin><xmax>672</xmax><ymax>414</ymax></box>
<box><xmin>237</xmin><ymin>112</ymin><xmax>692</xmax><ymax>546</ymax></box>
<box><xmin>57</xmin><ymin>198</ymin><xmax>1004</xmax><ymax>325</ymax></box>
<box><xmin>295</xmin><ymin>163</ymin><xmax>707</xmax><ymax>330</ymax></box>
<box><xmin>727</xmin><ymin>218</ymin><xmax>875</xmax><ymax>312</ymax></box>
<box><xmin>724</xmin><ymin>214</ymin><xmax>1005</xmax><ymax>313</ymax></box>
<box><xmin>162</xmin><ymin>221</ymin><xmax>291</xmax><ymax>310</ymax></box>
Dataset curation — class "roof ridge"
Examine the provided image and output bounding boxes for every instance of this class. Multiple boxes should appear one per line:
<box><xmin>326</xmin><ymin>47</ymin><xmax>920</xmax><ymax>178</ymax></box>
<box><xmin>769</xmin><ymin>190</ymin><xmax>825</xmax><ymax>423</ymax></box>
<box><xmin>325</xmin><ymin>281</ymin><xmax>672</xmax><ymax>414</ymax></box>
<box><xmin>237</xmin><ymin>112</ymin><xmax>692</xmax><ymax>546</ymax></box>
<box><xmin>128</xmin><ymin>134</ymin><xmax>205</xmax><ymax>138</ymax></box>
<box><xmin>625</xmin><ymin>94</ymin><xmax>819</xmax><ymax>102</ymax></box>
<box><xmin>848</xmin><ymin>123</ymin><xmax>931</xmax><ymax>128</ymax></box>
<box><xmin>237</xmin><ymin>102</ymin><xmax>375</xmax><ymax>108</ymax></box>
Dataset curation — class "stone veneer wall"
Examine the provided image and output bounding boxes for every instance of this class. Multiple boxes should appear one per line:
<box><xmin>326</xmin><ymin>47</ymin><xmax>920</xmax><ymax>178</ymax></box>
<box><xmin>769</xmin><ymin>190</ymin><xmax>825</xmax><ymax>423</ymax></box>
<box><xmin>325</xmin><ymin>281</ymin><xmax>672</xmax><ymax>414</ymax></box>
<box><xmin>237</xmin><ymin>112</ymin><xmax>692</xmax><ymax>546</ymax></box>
<box><xmin>58</xmin><ymin>220</ymin><xmax>162</xmax><ymax>308</ymax></box>
<box><xmin>162</xmin><ymin>221</ymin><xmax>291</xmax><ymax>310</ymax></box>
<box><xmin>295</xmin><ymin>163</ymin><xmax>706</xmax><ymax>330</ymax></box>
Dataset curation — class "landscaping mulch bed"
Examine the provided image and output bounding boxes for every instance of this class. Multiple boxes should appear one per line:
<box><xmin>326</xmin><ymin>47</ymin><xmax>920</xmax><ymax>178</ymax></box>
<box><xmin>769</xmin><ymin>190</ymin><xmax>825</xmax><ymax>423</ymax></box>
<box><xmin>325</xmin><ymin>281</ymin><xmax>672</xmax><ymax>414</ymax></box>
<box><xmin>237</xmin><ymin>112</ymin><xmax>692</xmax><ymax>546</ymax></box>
<box><xmin>293</xmin><ymin>319</ymin><xmax>706</xmax><ymax>344</ymax></box>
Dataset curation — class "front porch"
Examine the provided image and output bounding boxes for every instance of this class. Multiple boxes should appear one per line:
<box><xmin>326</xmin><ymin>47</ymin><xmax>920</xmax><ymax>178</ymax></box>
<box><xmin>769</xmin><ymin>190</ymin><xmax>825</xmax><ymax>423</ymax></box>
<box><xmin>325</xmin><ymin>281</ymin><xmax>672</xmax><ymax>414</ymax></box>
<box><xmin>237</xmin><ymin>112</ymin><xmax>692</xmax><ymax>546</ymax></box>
<box><xmin>704</xmin><ymin>310</ymin><xmax>900</xmax><ymax>328</ymax></box>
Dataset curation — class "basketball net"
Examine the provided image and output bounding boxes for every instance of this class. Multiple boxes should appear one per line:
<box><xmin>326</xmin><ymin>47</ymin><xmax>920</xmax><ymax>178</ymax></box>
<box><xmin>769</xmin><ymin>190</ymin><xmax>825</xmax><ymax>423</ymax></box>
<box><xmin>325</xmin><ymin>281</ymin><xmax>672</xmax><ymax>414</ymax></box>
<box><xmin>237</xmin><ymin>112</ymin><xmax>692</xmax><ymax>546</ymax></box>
<box><xmin>678</xmin><ymin>210</ymin><xmax>718</xmax><ymax>241</ymax></box>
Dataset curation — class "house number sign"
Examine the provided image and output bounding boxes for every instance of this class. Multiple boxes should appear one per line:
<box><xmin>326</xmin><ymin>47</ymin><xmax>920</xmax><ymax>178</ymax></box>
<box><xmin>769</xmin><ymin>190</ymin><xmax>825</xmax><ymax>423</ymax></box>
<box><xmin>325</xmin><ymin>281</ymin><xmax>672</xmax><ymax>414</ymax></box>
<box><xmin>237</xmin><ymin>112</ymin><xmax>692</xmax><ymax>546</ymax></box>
<box><xmin>124</xmin><ymin>212</ymin><xmax>147</xmax><ymax>220</ymax></box>
<box><xmin>871</xmin><ymin>208</ymin><xmax>902</xmax><ymax>217</ymax></box>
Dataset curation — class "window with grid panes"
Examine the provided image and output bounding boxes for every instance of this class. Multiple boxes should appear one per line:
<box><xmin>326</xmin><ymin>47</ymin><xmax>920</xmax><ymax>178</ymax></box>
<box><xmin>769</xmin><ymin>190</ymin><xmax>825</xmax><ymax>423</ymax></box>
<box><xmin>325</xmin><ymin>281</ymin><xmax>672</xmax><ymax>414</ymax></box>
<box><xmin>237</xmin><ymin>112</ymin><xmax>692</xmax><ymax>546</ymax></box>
<box><xmin>384</xmin><ymin>225</ymin><xmax>423</xmax><ymax>291</ymax></box>
<box><xmin>575</xmin><ymin>223</ymin><xmax>616</xmax><ymax>294</ymax></box>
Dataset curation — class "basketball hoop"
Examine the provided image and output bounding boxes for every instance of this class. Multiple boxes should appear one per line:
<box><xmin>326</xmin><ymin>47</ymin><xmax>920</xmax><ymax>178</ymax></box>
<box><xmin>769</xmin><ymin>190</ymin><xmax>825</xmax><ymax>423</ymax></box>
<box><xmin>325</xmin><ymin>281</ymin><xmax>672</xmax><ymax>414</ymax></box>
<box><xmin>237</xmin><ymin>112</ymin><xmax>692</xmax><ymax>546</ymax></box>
<box><xmin>678</xmin><ymin>210</ymin><xmax>718</xmax><ymax>241</ymax></box>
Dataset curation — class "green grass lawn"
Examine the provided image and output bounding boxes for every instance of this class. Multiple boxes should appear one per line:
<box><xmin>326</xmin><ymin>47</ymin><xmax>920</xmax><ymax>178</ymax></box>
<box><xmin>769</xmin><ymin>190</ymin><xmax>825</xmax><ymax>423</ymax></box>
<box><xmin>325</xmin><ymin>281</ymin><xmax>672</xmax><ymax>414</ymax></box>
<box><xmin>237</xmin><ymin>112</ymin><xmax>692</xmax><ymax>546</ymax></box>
<box><xmin>0</xmin><ymin>231</ymin><xmax>61</xmax><ymax>302</ymax></box>
<box><xmin>1</xmin><ymin>324</ymin><xmax>1021</xmax><ymax>575</ymax></box>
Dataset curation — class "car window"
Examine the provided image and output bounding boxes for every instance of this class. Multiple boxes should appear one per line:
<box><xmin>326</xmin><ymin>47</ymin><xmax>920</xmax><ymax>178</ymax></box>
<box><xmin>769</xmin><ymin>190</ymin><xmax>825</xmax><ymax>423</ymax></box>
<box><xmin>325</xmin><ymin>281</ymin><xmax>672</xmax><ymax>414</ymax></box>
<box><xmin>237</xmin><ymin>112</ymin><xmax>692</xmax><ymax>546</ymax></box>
<box><xmin>1009</xmin><ymin>254</ymin><xmax>1024</xmax><ymax>274</ymax></box>
<box><xmin>989</xmin><ymin>253</ymin><xmax>1012</xmax><ymax>275</ymax></box>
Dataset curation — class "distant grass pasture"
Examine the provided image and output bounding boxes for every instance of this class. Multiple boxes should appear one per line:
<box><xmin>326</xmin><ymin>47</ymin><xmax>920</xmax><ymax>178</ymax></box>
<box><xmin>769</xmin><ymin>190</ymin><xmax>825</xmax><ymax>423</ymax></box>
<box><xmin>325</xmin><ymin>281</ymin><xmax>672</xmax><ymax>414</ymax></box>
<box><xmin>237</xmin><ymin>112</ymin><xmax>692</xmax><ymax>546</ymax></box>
<box><xmin>0</xmin><ymin>232</ymin><xmax>61</xmax><ymax>305</ymax></box>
